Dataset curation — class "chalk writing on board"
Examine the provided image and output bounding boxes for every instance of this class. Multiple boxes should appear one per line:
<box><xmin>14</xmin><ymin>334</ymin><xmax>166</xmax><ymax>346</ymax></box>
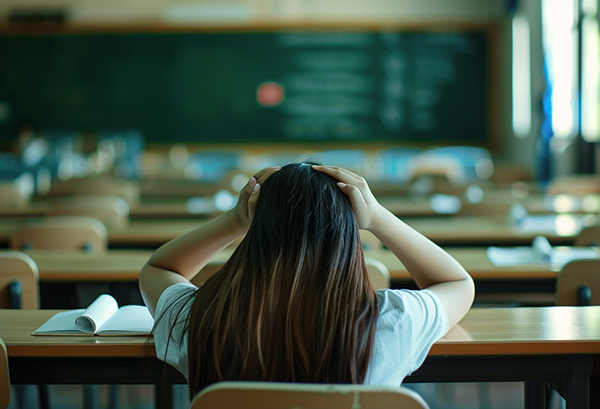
<box><xmin>0</xmin><ymin>30</ymin><xmax>489</xmax><ymax>144</ymax></box>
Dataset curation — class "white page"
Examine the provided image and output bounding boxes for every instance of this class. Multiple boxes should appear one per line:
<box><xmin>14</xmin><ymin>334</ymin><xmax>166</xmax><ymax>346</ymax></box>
<box><xmin>531</xmin><ymin>236</ymin><xmax>553</xmax><ymax>263</ymax></box>
<box><xmin>75</xmin><ymin>294</ymin><xmax>119</xmax><ymax>333</ymax></box>
<box><xmin>486</xmin><ymin>246</ymin><xmax>539</xmax><ymax>266</ymax></box>
<box><xmin>96</xmin><ymin>305</ymin><xmax>153</xmax><ymax>335</ymax></box>
<box><xmin>550</xmin><ymin>247</ymin><xmax>600</xmax><ymax>267</ymax></box>
<box><xmin>32</xmin><ymin>309</ymin><xmax>86</xmax><ymax>334</ymax></box>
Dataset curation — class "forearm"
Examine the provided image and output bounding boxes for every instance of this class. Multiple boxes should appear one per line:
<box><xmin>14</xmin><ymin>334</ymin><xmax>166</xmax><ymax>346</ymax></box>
<box><xmin>368</xmin><ymin>206</ymin><xmax>470</xmax><ymax>289</ymax></box>
<box><xmin>147</xmin><ymin>210</ymin><xmax>246</xmax><ymax>280</ymax></box>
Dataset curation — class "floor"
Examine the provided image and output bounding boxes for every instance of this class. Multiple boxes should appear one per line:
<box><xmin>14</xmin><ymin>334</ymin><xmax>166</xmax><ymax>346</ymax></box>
<box><xmin>7</xmin><ymin>382</ymin><xmax>566</xmax><ymax>409</ymax></box>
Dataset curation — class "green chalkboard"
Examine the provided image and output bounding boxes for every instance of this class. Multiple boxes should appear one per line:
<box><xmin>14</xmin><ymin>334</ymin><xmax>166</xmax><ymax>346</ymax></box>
<box><xmin>0</xmin><ymin>28</ymin><xmax>492</xmax><ymax>145</ymax></box>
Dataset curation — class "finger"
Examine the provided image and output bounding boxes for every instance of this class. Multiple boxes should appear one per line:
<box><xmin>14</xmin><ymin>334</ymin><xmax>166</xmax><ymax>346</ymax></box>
<box><xmin>248</xmin><ymin>183</ymin><xmax>260</xmax><ymax>219</ymax></box>
<box><xmin>240</xmin><ymin>176</ymin><xmax>256</xmax><ymax>200</ymax></box>
<box><xmin>255</xmin><ymin>166</ymin><xmax>280</xmax><ymax>185</ymax></box>
<box><xmin>253</xmin><ymin>166</ymin><xmax>281</xmax><ymax>183</ymax></box>
<box><xmin>312</xmin><ymin>165</ymin><xmax>363</xmax><ymax>185</ymax></box>
<box><xmin>337</xmin><ymin>182</ymin><xmax>368</xmax><ymax>207</ymax></box>
<box><xmin>236</xmin><ymin>176</ymin><xmax>256</xmax><ymax>215</ymax></box>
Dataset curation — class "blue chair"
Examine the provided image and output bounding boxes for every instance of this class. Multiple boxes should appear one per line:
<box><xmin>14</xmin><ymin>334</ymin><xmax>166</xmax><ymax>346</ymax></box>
<box><xmin>310</xmin><ymin>149</ymin><xmax>371</xmax><ymax>178</ymax></box>
<box><xmin>186</xmin><ymin>149</ymin><xmax>245</xmax><ymax>183</ymax></box>
<box><xmin>373</xmin><ymin>147</ymin><xmax>423</xmax><ymax>184</ymax></box>
<box><xmin>420</xmin><ymin>146</ymin><xmax>494</xmax><ymax>182</ymax></box>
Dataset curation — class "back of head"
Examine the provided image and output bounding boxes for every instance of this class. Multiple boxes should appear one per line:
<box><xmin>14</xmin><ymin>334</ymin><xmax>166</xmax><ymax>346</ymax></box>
<box><xmin>187</xmin><ymin>162</ymin><xmax>378</xmax><ymax>395</ymax></box>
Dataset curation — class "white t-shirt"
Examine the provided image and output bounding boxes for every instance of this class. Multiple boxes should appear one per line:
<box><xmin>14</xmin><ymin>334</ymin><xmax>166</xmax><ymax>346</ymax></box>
<box><xmin>153</xmin><ymin>283</ymin><xmax>448</xmax><ymax>386</ymax></box>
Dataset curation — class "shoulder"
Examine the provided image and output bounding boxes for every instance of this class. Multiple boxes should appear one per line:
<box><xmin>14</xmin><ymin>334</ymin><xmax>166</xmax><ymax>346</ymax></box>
<box><xmin>374</xmin><ymin>288</ymin><xmax>449</xmax><ymax>342</ymax></box>
<box><xmin>155</xmin><ymin>282</ymin><xmax>198</xmax><ymax>323</ymax></box>
<box><xmin>365</xmin><ymin>289</ymin><xmax>449</xmax><ymax>384</ymax></box>
<box><xmin>376</xmin><ymin>288</ymin><xmax>445</xmax><ymax>316</ymax></box>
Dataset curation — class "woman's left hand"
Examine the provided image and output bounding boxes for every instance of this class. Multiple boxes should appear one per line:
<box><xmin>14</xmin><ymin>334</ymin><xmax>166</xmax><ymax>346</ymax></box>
<box><xmin>231</xmin><ymin>166</ymin><xmax>280</xmax><ymax>231</ymax></box>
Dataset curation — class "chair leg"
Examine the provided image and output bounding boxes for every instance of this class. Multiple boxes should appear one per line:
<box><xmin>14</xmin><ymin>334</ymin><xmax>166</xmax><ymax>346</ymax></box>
<box><xmin>109</xmin><ymin>385</ymin><xmax>119</xmax><ymax>409</ymax></box>
<box><xmin>83</xmin><ymin>385</ymin><xmax>99</xmax><ymax>409</ymax></box>
<box><xmin>38</xmin><ymin>384</ymin><xmax>50</xmax><ymax>409</ymax></box>
<box><xmin>14</xmin><ymin>385</ymin><xmax>26</xmax><ymax>409</ymax></box>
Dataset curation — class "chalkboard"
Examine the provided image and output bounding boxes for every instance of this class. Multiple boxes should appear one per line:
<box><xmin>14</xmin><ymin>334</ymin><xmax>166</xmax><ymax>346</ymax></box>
<box><xmin>0</xmin><ymin>28</ymin><xmax>493</xmax><ymax>145</ymax></box>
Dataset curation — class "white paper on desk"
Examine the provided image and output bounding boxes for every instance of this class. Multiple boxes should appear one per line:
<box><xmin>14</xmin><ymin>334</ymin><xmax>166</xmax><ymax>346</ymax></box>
<box><xmin>95</xmin><ymin>305</ymin><xmax>153</xmax><ymax>335</ymax></box>
<box><xmin>487</xmin><ymin>236</ymin><xmax>599</xmax><ymax>267</ymax></box>
<box><xmin>33</xmin><ymin>309</ymin><xmax>87</xmax><ymax>334</ymax></box>
<box><xmin>75</xmin><ymin>294</ymin><xmax>118</xmax><ymax>333</ymax></box>
<box><xmin>508</xmin><ymin>203</ymin><xmax>591</xmax><ymax>234</ymax></box>
<box><xmin>32</xmin><ymin>294</ymin><xmax>153</xmax><ymax>336</ymax></box>
<box><xmin>509</xmin><ymin>203</ymin><xmax>564</xmax><ymax>233</ymax></box>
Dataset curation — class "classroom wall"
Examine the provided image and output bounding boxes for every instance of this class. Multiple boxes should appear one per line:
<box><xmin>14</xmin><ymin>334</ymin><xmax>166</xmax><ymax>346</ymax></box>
<box><xmin>1</xmin><ymin>0</ymin><xmax>554</xmax><ymax>178</ymax></box>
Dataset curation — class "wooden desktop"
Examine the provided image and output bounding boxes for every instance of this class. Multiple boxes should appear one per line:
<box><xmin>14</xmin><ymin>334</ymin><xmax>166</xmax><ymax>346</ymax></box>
<box><xmin>1</xmin><ymin>307</ymin><xmax>598</xmax><ymax>409</ymax></box>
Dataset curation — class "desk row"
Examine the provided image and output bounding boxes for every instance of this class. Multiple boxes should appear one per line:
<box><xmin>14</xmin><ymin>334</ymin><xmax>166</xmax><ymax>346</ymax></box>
<box><xmin>3</xmin><ymin>242</ymin><xmax>599</xmax><ymax>308</ymax></box>
<box><xmin>1</xmin><ymin>306</ymin><xmax>598</xmax><ymax>409</ymax></box>
<box><xmin>1</xmin><ymin>213</ymin><xmax>599</xmax><ymax>250</ymax></box>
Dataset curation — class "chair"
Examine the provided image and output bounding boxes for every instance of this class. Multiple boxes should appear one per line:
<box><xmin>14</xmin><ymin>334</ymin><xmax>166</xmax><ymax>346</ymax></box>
<box><xmin>0</xmin><ymin>252</ymin><xmax>46</xmax><ymax>409</ymax></box>
<box><xmin>574</xmin><ymin>226</ymin><xmax>600</xmax><ymax>246</ymax></box>
<box><xmin>243</xmin><ymin>151</ymin><xmax>310</xmax><ymax>174</ymax></box>
<box><xmin>47</xmin><ymin>177</ymin><xmax>141</xmax><ymax>206</ymax></box>
<box><xmin>547</xmin><ymin>174</ymin><xmax>600</xmax><ymax>195</ymax></box>
<box><xmin>50</xmin><ymin>195</ymin><xmax>130</xmax><ymax>228</ymax></box>
<box><xmin>365</xmin><ymin>258</ymin><xmax>391</xmax><ymax>290</ymax></box>
<box><xmin>0</xmin><ymin>252</ymin><xmax>39</xmax><ymax>310</ymax></box>
<box><xmin>0</xmin><ymin>337</ymin><xmax>9</xmax><ymax>409</ymax></box>
<box><xmin>418</xmin><ymin>146</ymin><xmax>494</xmax><ymax>182</ymax></box>
<box><xmin>10</xmin><ymin>216</ymin><xmax>108</xmax><ymax>253</ymax></box>
<box><xmin>190</xmin><ymin>381</ymin><xmax>430</xmax><ymax>409</ymax></box>
<box><xmin>551</xmin><ymin>258</ymin><xmax>600</xmax><ymax>407</ymax></box>
<box><xmin>555</xmin><ymin>259</ymin><xmax>600</xmax><ymax>306</ymax></box>
<box><xmin>0</xmin><ymin>172</ymin><xmax>35</xmax><ymax>207</ymax></box>
<box><xmin>185</xmin><ymin>149</ymin><xmax>246</xmax><ymax>183</ymax></box>
<box><xmin>310</xmin><ymin>150</ymin><xmax>373</xmax><ymax>180</ymax></box>
<box><xmin>372</xmin><ymin>147</ymin><xmax>423</xmax><ymax>185</ymax></box>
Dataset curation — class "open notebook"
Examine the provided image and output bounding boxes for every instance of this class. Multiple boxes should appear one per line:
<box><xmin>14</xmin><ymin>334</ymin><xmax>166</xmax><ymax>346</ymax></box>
<box><xmin>487</xmin><ymin>236</ymin><xmax>599</xmax><ymax>267</ymax></box>
<box><xmin>32</xmin><ymin>294</ymin><xmax>153</xmax><ymax>336</ymax></box>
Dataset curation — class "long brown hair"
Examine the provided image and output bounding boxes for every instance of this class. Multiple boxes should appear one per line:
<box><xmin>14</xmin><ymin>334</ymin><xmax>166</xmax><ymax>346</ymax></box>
<box><xmin>185</xmin><ymin>162</ymin><xmax>378</xmax><ymax>396</ymax></box>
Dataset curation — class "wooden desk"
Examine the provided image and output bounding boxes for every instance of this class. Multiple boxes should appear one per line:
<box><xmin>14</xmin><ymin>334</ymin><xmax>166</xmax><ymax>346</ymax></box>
<box><xmin>1</xmin><ymin>307</ymin><xmax>598</xmax><ymax>409</ymax></box>
<box><xmin>1</xmin><ymin>213</ymin><xmax>592</xmax><ymax>249</ymax></box>
<box><xmin>4</xmin><ymin>247</ymin><xmax>567</xmax><ymax>281</ymax></box>
<box><xmin>2</xmin><ymin>191</ymin><xmax>599</xmax><ymax>219</ymax></box>
<box><xmin>109</xmin><ymin>214</ymin><xmax>597</xmax><ymax>247</ymax></box>
<box><xmin>3</xmin><ymin>245</ymin><xmax>595</xmax><ymax>307</ymax></box>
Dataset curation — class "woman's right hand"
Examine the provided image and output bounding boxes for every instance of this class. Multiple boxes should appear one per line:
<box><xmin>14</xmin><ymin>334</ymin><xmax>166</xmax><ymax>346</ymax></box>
<box><xmin>312</xmin><ymin>165</ymin><xmax>384</xmax><ymax>231</ymax></box>
<box><xmin>230</xmin><ymin>166</ymin><xmax>280</xmax><ymax>231</ymax></box>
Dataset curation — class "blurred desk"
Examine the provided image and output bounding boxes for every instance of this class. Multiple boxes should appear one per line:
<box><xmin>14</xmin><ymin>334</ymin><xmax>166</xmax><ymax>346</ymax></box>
<box><xmin>2</xmin><ymin>192</ymin><xmax>599</xmax><ymax>220</ymax></box>
<box><xmin>403</xmin><ymin>214</ymin><xmax>596</xmax><ymax>246</ymax></box>
<box><xmin>0</xmin><ymin>214</ymin><xmax>594</xmax><ymax>249</ymax></box>
<box><xmin>6</xmin><ymin>246</ymin><xmax>597</xmax><ymax>307</ymax></box>
<box><xmin>2</xmin><ymin>307</ymin><xmax>598</xmax><ymax>409</ymax></box>
<box><xmin>6</xmin><ymin>247</ymin><xmax>573</xmax><ymax>282</ymax></box>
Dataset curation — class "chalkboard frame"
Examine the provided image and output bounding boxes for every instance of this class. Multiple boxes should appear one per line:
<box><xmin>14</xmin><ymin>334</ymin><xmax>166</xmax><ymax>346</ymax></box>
<box><xmin>0</xmin><ymin>21</ymin><xmax>502</xmax><ymax>152</ymax></box>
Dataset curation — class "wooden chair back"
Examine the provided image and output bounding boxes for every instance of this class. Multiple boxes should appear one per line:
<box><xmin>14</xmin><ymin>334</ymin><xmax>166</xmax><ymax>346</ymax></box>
<box><xmin>50</xmin><ymin>195</ymin><xmax>130</xmax><ymax>227</ymax></box>
<box><xmin>10</xmin><ymin>216</ymin><xmax>108</xmax><ymax>253</ymax></box>
<box><xmin>574</xmin><ymin>226</ymin><xmax>600</xmax><ymax>246</ymax></box>
<box><xmin>546</xmin><ymin>174</ymin><xmax>600</xmax><ymax>195</ymax></box>
<box><xmin>0</xmin><ymin>251</ymin><xmax>39</xmax><ymax>309</ymax></box>
<box><xmin>0</xmin><ymin>172</ymin><xmax>35</xmax><ymax>207</ymax></box>
<box><xmin>366</xmin><ymin>258</ymin><xmax>391</xmax><ymax>290</ymax></box>
<box><xmin>0</xmin><ymin>337</ymin><xmax>9</xmax><ymax>409</ymax></box>
<box><xmin>555</xmin><ymin>259</ymin><xmax>600</xmax><ymax>306</ymax></box>
<box><xmin>190</xmin><ymin>382</ymin><xmax>430</xmax><ymax>409</ymax></box>
<box><xmin>191</xmin><ymin>252</ymin><xmax>391</xmax><ymax>291</ymax></box>
<box><xmin>48</xmin><ymin>177</ymin><xmax>141</xmax><ymax>205</ymax></box>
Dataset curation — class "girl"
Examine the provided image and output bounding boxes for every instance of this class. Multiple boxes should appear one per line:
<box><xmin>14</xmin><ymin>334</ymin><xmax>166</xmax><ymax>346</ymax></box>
<box><xmin>139</xmin><ymin>163</ymin><xmax>474</xmax><ymax>398</ymax></box>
